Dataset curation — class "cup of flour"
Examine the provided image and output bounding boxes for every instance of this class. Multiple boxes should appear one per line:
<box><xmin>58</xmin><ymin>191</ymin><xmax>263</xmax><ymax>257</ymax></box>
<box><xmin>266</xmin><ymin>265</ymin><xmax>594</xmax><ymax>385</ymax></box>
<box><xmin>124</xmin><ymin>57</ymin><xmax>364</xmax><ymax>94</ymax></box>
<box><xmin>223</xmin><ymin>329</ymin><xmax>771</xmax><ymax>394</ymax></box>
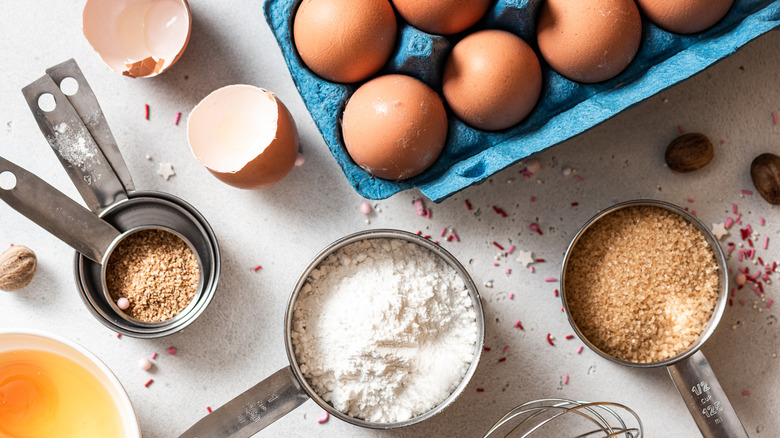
<box><xmin>179</xmin><ymin>229</ymin><xmax>485</xmax><ymax>437</ymax></box>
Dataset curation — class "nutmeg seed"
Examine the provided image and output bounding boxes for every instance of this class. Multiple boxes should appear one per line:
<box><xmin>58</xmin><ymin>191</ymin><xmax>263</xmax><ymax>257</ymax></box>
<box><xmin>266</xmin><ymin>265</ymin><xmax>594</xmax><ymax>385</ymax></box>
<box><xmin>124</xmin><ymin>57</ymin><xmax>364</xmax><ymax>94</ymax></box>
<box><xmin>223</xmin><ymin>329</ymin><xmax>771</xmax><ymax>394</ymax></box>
<box><xmin>750</xmin><ymin>153</ymin><xmax>780</xmax><ymax>205</ymax></box>
<box><xmin>665</xmin><ymin>133</ymin><xmax>714</xmax><ymax>172</ymax></box>
<box><xmin>0</xmin><ymin>245</ymin><xmax>38</xmax><ymax>291</ymax></box>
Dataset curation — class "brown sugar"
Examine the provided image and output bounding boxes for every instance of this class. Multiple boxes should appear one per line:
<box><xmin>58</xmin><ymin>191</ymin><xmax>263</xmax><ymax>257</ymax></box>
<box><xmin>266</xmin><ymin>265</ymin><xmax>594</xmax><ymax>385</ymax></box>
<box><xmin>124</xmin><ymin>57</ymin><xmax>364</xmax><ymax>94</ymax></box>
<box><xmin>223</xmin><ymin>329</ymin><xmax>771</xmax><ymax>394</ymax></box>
<box><xmin>564</xmin><ymin>206</ymin><xmax>719</xmax><ymax>364</ymax></box>
<box><xmin>105</xmin><ymin>229</ymin><xmax>200</xmax><ymax>323</ymax></box>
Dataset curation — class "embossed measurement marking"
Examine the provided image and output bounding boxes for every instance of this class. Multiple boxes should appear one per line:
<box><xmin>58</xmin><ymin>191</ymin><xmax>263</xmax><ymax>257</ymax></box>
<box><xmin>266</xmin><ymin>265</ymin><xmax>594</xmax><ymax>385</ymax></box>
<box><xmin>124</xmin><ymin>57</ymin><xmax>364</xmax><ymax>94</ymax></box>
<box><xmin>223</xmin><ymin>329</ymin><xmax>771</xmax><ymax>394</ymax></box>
<box><xmin>692</xmin><ymin>380</ymin><xmax>724</xmax><ymax>421</ymax></box>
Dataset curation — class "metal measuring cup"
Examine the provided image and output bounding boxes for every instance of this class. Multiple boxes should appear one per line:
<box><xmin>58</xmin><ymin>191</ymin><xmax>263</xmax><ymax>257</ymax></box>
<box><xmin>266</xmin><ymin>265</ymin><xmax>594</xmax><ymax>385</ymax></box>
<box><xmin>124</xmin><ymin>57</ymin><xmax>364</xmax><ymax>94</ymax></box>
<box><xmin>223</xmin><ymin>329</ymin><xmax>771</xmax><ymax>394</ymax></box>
<box><xmin>560</xmin><ymin>199</ymin><xmax>747</xmax><ymax>438</ymax></box>
<box><xmin>0</xmin><ymin>59</ymin><xmax>220</xmax><ymax>338</ymax></box>
<box><xmin>180</xmin><ymin>229</ymin><xmax>485</xmax><ymax>437</ymax></box>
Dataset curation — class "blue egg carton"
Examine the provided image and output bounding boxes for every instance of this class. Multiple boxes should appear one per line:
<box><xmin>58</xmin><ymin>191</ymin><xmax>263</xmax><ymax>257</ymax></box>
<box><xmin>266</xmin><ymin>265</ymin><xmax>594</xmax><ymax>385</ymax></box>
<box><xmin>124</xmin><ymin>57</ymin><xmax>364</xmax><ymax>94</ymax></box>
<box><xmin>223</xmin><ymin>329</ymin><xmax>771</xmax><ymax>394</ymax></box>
<box><xmin>263</xmin><ymin>0</ymin><xmax>780</xmax><ymax>202</ymax></box>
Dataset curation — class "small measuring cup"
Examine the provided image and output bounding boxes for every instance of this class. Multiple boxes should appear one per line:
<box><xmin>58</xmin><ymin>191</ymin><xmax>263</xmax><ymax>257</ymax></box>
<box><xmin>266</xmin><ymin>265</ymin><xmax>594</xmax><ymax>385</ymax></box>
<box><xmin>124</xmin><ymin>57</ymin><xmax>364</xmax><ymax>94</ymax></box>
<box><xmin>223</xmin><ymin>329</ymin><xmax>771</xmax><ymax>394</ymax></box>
<box><xmin>179</xmin><ymin>229</ymin><xmax>485</xmax><ymax>437</ymax></box>
<box><xmin>560</xmin><ymin>199</ymin><xmax>747</xmax><ymax>438</ymax></box>
<box><xmin>0</xmin><ymin>59</ymin><xmax>220</xmax><ymax>338</ymax></box>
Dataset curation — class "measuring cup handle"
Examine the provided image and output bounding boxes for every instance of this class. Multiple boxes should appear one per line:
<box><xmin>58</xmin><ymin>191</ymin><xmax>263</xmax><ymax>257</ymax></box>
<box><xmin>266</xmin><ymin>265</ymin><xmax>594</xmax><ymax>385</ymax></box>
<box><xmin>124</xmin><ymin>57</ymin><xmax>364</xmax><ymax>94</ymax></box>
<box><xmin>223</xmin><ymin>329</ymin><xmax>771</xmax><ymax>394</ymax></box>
<box><xmin>667</xmin><ymin>350</ymin><xmax>748</xmax><ymax>438</ymax></box>
<box><xmin>178</xmin><ymin>367</ymin><xmax>309</xmax><ymax>438</ymax></box>
<box><xmin>0</xmin><ymin>156</ymin><xmax>120</xmax><ymax>263</ymax></box>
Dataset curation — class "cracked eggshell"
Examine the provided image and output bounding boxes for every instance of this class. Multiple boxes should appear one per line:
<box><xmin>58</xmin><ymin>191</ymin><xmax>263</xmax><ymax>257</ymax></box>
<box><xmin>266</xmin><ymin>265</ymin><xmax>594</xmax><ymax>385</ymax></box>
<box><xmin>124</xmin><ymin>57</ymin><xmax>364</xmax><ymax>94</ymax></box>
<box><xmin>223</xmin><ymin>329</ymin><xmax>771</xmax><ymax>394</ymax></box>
<box><xmin>187</xmin><ymin>85</ymin><xmax>299</xmax><ymax>189</ymax></box>
<box><xmin>83</xmin><ymin>0</ymin><xmax>191</xmax><ymax>77</ymax></box>
<box><xmin>635</xmin><ymin>0</ymin><xmax>734</xmax><ymax>34</ymax></box>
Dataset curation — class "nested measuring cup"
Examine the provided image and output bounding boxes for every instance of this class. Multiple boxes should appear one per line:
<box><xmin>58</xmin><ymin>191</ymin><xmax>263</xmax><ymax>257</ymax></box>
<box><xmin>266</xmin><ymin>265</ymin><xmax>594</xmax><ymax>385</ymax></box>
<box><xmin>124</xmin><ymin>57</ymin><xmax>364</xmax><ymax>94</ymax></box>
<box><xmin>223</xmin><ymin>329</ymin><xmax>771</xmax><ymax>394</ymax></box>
<box><xmin>179</xmin><ymin>229</ymin><xmax>485</xmax><ymax>437</ymax></box>
<box><xmin>0</xmin><ymin>59</ymin><xmax>220</xmax><ymax>337</ymax></box>
<box><xmin>560</xmin><ymin>199</ymin><xmax>747</xmax><ymax>438</ymax></box>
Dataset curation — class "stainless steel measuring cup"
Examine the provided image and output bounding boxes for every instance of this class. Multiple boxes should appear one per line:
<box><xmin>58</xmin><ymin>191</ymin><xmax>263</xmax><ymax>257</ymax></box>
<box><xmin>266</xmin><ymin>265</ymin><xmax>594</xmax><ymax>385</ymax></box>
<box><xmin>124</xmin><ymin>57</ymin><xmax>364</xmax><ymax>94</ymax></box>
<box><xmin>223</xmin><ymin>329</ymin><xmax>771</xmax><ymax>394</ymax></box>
<box><xmin>0</xmin><ymin>59</ymin><xmax>220</xmax><ymax>338</ymax></box>
<box><xmin>560</xmin><ymin>199</ymin><xmax>747</xmax><ymax>438</ymax></box>
<box><xmin>179</xmin><ymin>229</ymin><xmax>485</xmax><ymax>437</ymax></box>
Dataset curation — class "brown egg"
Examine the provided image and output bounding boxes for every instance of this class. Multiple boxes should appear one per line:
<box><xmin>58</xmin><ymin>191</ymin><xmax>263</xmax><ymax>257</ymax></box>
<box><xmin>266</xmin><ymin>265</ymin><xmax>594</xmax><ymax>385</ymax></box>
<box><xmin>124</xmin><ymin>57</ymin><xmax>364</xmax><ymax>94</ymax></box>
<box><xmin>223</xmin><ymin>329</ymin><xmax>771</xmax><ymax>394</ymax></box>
<box><xmin>187</xmin><ymin>85</ymin><xmax>299</xmax><ymax>189</ymax></box>
<box><xmin>83</xmin><ymin>0</ymin><xmax>191</xmax><ymax>77</ymax></box>
<box><xmin>391</xmin><ymin>0</ymin><xmax>492</xmax><ymax>35</ymax></box>
<box><xmin>443</xmin><ymin>30</ymin><xmax>542</xmax><ymax>131</ymax></box>
<box><xmin>537</xmin><ymin>0</ymin><xmax>642</xmax><ymax>83</ymax></box>
<box><xmin>635</xmin><ymin>0</ymin><xmax>734</xmax><ymax>34</ymax></box>
<box><xmin>293</xmin><ymin>0</ymin><xmax>397</xmax><ymax>83</ymax></box>
<box><xmin>342</xmin><ymin>75</ymin><xmax>448</xmax><ymax>181</ymax></box>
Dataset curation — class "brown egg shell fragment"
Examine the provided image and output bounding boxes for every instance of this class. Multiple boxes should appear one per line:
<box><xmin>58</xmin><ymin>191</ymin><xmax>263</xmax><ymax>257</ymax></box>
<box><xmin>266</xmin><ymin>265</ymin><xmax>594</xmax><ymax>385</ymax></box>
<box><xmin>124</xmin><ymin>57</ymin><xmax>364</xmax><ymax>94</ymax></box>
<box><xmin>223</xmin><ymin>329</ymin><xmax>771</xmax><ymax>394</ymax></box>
<box><xmin>293</xmin><ymin>0</ymin><xmax>397</xmax><ymax>83</ymax></box>
<box><xmin>443</xmin><ymin>29</ymin><xmax>542</xmax><ymax>131</ymax></box>
<box><xmin>83</xmin><ymin>0</ymin><xmax>192</xmax><ymax>78</ymax></box>
<box><xmin>391</xmin><ymin>0</ymin><xmax>493</xmax><ymax>35</ymax></box>
<box><xmin>342</xmin><ymin>74</ymin><xmax>448</xmax><ymax>181</ymax></box>
<box><xmin>537</xmin><ymin>0</ymin><xmax>642</xmax><ymax>84</ymax></box>
<box><xmin>635</xmin><ymin>0</ymin><xmax>734</xmax><ymax>34</ymax></box>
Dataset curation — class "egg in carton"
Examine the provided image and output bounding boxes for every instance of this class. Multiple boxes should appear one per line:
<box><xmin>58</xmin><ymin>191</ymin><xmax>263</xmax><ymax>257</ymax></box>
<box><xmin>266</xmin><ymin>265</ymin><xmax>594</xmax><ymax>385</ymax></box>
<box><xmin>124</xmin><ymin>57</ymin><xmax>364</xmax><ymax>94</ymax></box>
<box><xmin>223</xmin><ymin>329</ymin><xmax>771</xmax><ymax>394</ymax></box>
<box><xmin>264</xmin><ymin>0</ymin><xmax>780</xmax><ymax>202</ymax></box>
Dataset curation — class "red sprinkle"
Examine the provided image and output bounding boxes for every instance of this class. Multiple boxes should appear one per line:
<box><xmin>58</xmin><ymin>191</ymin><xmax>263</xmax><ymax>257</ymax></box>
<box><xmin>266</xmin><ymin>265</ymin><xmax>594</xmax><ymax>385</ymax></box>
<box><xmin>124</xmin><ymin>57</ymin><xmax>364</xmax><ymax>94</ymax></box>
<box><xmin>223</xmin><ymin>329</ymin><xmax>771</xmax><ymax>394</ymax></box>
<box><xmin>571</xmin><ymin>202</ymin><xmax>579</xmax><ymax>207</ymax></box>
<box><xmin>483</xmin><ymin>347</ymin><xmax>491</xmax><ymax>351</ymax></box>
<box><xmin>565</xmin><ymin>335</ymin><xmax>575</xmax><ymax>340</ymax></box>
<box><xmin>476</xmin><ymin>388</ymin><xmax>485</xmax><ymax>392</ymax></box>
<box><xmin>573</xmin><ymin>175</ymin><xmax>583</xmax><ymax>182</ymax></box>
<box><xmin>742</xmin><ymin>390</ymin><xmax>751</xmax><ymax>396</ymax></box>
<box><xmin>774</xmin><ymin>112</ymin><xmax>778</xmax><ymax>125</ymax></box>
<box><xmin>530</xmin><ymin>223</ymin><xmax>543</xmax><ymax>235</ymax></box>
<box><xmin>493</xmin><ymin>206</ymin><xmax>508</xmax><ymax>217</ymax></box>
<box><xmin>144</xmin><ymin>379</ymin><xmax>153</xmax><ymax>388</ymax></box>
<box><xmin>498</xmin><ymin>357</ymin><xmax>507</xmax><ymax>363</ymax></box>
<box><xmin>554</xmin><ymin>289</ymin><xmax>559</xmax><ymax>297</ymax></box>
<box><xmin>253</xmin><ymin>264</ymin><xmax>263</xmax><ymax>272</ymax></box>
<box><xmin>741</xmin><ymin>190</ymin><xmax>753</xmax><ymax>195</ymax></box>
<box><xmin>514</xmin><ymin>320</ymin><xmax>524</xmax><ymax>330</ymax></box>
<box><xmin>535</xmin><ymin>258</ymin><xmax>546</xmax><ymax>263</ymax></box>
<box><xmin>116</xmin><ymin>333</ymin><xmax>122</xmax><ymax>339</ymax></box>
<box><xmin>465</xmin><ymin>200</ymin><xmax>472</xmax><ymax>210</ymax></box>
<box><xmin>493</xmin><ymin>241</ymin><xmax>505</xmax><ymax>250</ymax></box>
<box><xmin>546</xmin><ymin>333</ymin><xmax>555</xmax><ymax>346</ymax></box>
<box><xmin>207</xmin><ymin>406</ymin><xmax>212</xmax><ymax>414</ymax></box>
<box><xmin>144</xmin><ymin>104</ymin><xmax>150</xmax><ymax>120</ymax></box>
<box><xmin>678</xmin><ymin>125</ymin><xmax>685</xmax><ymax>134</ymax></box>
<box><xmin>503</xmin><ymin>345</ymin><xmax>510</xmax><ymax>353</ymax></box>
<box><xmin>167</xmin><ymin>346</ymin><xmax>177</xmax><ymax>355</ymax></box>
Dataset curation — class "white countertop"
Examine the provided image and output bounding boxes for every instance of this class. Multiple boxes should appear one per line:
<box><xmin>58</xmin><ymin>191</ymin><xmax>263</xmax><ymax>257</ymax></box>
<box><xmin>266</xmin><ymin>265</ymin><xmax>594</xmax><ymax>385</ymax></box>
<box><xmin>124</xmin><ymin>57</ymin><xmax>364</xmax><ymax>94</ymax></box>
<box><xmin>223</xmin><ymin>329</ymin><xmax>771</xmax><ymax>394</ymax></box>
<box><xmin>1</xmin><ymin>1</ymin><xmax>779</xmax><ymax>437</ymax></box>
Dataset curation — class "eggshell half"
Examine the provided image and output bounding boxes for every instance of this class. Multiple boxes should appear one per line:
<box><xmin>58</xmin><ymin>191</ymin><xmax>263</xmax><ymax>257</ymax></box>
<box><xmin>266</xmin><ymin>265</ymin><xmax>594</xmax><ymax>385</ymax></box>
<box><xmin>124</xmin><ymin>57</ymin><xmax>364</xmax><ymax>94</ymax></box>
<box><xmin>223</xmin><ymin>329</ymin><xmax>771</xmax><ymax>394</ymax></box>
<box><xmin>537</xmin><ymin>0</ymin><xmax>642</xmax><ymax>84</ymax></box>
<box><xmin>635</xmin><ymin>0</ymin><xmax>734</xmax><ymax>34</ymax></box>
<box><xmin>391</xmin><ymin>0</ymin><xmax>492</xmax><ymax>35</ymax></box>
<box><xmin>443</xmin><ymin>30</ymin><xmax>542</xmax><ymax>131</ymax></box>
<box><xmin>83</xmin><ymin>0</ymin><xmax>191</xmax><ymax>77</ymax></box>
<box><xmin>187</xmin><ymin>85</ymin><xmax>299</xmax><ymax>189</ymax></box>
<box><xmin>342</xmin><ymin>75</ymin><xmax>448</xmax><ymax>181</ymax></box>
<box><xmin>293</xmin><ymin>0</ymin><xmax>397</xmax><ymax>83</ymax></box>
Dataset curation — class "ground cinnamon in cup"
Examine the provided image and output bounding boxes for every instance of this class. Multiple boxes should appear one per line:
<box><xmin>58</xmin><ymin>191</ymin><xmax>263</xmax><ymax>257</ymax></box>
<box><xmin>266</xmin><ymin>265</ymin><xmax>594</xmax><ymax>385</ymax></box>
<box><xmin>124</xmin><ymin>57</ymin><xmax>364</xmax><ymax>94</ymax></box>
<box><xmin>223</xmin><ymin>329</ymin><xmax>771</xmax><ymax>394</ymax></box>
<box><xmin>105</xmin><ymin>229</ymin><xmax>200</xmax><ymax>323</ymax></box>
<box><xmin>565</xmin><ymin>206</ymin><xmax>719</xmax><ymax>364</ymax></box>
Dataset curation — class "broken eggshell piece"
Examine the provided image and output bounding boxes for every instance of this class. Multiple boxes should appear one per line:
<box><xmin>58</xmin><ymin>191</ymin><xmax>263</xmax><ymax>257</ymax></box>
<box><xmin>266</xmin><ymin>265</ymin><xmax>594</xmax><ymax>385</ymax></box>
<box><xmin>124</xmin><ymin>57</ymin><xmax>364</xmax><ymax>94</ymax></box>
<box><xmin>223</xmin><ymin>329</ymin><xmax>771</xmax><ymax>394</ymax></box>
<box><xmin>187</xmin><ymin>85</ymin><xmax>299</xmax><ymax>189</ymax></box>
<box><xmin>83</xmin><ymin>0</ymin><xmax>191</xmax><ymax>77</ymax></box>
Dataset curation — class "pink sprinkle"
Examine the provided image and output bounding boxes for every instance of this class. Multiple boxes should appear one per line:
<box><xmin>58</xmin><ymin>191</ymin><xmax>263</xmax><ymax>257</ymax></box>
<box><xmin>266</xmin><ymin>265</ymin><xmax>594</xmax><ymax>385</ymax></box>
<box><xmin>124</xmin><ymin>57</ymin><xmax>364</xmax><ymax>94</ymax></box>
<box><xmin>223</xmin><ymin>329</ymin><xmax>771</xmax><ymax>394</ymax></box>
<box><xmin>725</xmin><ymin>218</ymin><xmax>734</xmax><ymax>229</ymax></box>
<box><xmin>360</xmin><ymin>201</ymin><xmax>372</xmax><ymax>215</ymax></box>
<box><xmin>413</xmin><ymin>199</ymin><xmax>425</xmax><ymax>216</ymax></box>
<box><xmin>720</xmin><ymin>140</ymin><xmax>726</xmax><ymax>144</ymax></box>
<box><xmin>509</xmin><ymin>293</ymin><xmax>514</xmax><ymax>299</ymax></box>
<box><xmin>207</xmin><ymin>406</ymin><xmax>212</xmax><ymax>414</ymax></box>
<box><xmin>425</xmin><ymin>209</ymin><xmax>431</xmax><ymax>219</ymax></box>
<box><xmin>452</xmin><ymin>233</ymin><xmax>460</xmax><ymax>242</ymax></box>
<box><xmin>764</xmin><ymin>237</ymin><xmax>769</xmax><ymax>250</ymax></box>
<box><xmin>768</xmin><ymin>299</ymin><xmax>774</xmax><ymax>309</ymax></box>
<box><xmin>774</xmin><ymin>111</ymin><xmax>778</xmax><ymax>125</ymax></box>
<box><xmin>761</xmin><ymin>218</ymin><xmax>765</xmax><ymax>226</ymax></box>
<box><xmin>544</xmin><ymin>277</ymin><xmax>556</xmax><ymax>282</ymax></box>
<box><xmin>531</xmin><ymin>196</ymin><xmax>536</xmax><ymax>203</ymax></box>
<box><xmin>529</xmin><ymin>266</ymin><xmax>535</xmax><ymax>273</ymax></box>
<box><xmin>174</xmin><ymin>111</ymin><xmax>181</xmax><ymax>126</ymax></box>
<box><xmin>440</xmin><ymin>227</ymin><xmax>447</xmax><ymax>237</ymax></box>
<box><xmin>144</xmin><ymin>379</ymin><xmax>153</xmax><ymax>388</ymax></box>
<box><xmin>687</xmin><ymin>198</ymin><xmax>694</xmax><ymax>203</ymax></box>
<box><xmin>529</xmin><ymin>223</ymin><xmax>542</xmax><ymax>235</ymax></box>
<box><xmin>506</xmin><ymin>268</ymin><xmax>511</xmax><ymax>275</ymax></box>
<box><xmin>253</xmin><ymin>264</ymin><xmax>262</xmax><ymax>272</ymax></box>
<box><xmin>117</xmin><ymin>297</ymin><xmax>130</xmax><ymax>310</ymax></box>
<box><xmin>507</xmin><ymin>245</ymin><xmax>515</xmax><ymax>254</ymax></box>
<box><xmin>151</xmin><ymin>352</ymin><xmax>158</xmax><ymax>360</ymax></box>
<box><xmin>493</xmin><ymin>262</ymin><xmax>499</xmax><ymax>267</ymax></box>
<box><xmin>144</xmin><ymin>104</ymin><xmax>150</xmax><ymax>120</ymax></box>
<box><xmin>741</xmin><ymin>190</ymin><xmax>753</xmax><ymax>195</ymax></box>
<box><xmin>733</xmin><ymin>204</ymin><xmax>738</xmax><ymax>214</ymax></box>
<box><xmin>167</xmin><ymin>346</ymin><xmax>177</xmax><ymax>355</ymax></box>
<box><xmin>317</xmin><ymin>411</ymin><xmax>329</xmax><ymax>424</ymax></box>
<box><xmin>503</xmin><ymin>345</ymin><xmax>510</xmax><ymax>353</ymax></box>
<box><xmin>577</xmin><ymin>346</ymin><xmax>583</xmax><ymax>354</ymax></box>
<box><xmin>514</xmin><ymin>320</ymin><xmax>524</xmax><ymax>330</ymax></box>
<box><xmin>739</xmin><ymin>300</ymin><xmax>745</xmax><ymax>306</ymax></box>
<box><xmin>563</xmin><ymin>374</ymin><xmax>569</xmax><ymax>385</ymax></box>
<box><xmin>573</xmin><ymin>175</ymin><xmax>583</xmax><ymax>182</ymax></box>
<box><xmin>742</xmin><ymin>390</ymin><xmax>751</xmax><ymax>396</ymax></box>
<box><xmin>678</xmin><ymin>125</ymin><xmax>685</xmax><ymax>134</ymax></box>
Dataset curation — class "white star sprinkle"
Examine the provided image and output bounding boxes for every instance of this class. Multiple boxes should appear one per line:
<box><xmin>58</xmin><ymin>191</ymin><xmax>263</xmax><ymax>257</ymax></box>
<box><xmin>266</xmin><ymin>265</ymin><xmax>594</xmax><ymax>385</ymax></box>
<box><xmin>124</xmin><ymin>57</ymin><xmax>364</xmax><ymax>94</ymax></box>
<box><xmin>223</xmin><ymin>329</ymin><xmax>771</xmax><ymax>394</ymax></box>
<box><xmin>516</xmin><ymin>250</ymin><xmax>535</xmax><ymax>267</ymax></box>
<box><xmin>711</xmin><ymin>223</ymin><xmax>728</xmax><ymax>240</ymax></box>
<box><xmin>157</xmin><ymin>162</ymin><xmax>175</xmax><ymax>180</ymax></box>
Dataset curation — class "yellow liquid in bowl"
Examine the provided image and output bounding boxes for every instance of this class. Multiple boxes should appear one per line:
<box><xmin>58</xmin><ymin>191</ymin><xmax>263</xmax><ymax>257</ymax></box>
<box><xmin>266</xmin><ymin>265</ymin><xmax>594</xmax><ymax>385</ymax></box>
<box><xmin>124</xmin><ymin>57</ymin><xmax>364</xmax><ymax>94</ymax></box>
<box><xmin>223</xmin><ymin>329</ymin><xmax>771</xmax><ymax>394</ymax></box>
<box><xmin>0</xmin><ymin>349</ymin><xmax>125</xmax><ymax>438</ymax></box>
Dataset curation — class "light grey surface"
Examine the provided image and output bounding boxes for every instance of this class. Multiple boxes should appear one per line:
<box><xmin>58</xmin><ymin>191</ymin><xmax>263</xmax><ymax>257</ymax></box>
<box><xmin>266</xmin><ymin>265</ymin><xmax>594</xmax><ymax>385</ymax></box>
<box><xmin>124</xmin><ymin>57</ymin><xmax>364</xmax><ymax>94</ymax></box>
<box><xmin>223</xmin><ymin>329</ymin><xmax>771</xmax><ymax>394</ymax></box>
<box><xmin>1</xmin><ymin>1</ymin><xmax>778</xmax><ymax>437</ymax></box>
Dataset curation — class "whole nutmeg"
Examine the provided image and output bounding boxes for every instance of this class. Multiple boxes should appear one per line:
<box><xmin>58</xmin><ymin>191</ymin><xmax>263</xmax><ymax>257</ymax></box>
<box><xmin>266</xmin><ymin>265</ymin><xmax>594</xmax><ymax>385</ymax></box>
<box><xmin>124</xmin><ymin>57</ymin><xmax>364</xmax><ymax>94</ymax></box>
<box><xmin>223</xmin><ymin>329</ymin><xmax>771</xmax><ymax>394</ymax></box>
<box><xmin>0</xmin><ymin>245</ymin><xmax>38</xmax><ymax>291</ymax></box>
<box><xmin>750</xmin><ymin>153</ymin><xmax>780</xmax><ymax>205</ymax></box>
<box><xmin>665</xmin><ymin>133</ymin><xmax>714</xmax><ymax>172</ymax></box>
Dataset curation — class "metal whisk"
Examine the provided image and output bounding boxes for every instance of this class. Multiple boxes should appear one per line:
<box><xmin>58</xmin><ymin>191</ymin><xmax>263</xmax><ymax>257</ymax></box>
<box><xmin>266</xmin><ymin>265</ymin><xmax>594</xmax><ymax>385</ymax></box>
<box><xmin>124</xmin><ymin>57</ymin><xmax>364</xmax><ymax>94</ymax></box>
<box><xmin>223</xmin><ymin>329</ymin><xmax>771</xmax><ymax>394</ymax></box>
<box><xmin>483</xmin><ymin>398</ymin><xmax>643</xmax><ymax>438</ymax></box>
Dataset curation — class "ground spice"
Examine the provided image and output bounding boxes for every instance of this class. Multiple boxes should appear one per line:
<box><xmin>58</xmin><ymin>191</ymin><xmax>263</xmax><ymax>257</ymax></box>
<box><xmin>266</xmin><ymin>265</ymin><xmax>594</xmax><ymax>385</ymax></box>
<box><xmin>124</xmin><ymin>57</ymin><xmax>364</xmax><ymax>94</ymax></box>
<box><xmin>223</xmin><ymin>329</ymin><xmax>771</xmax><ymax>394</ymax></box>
<box><xmin>565</xmin><ymin>206</ymin><xmax>719</xmax><ymax>364</ymax></box>
<box><xmin>105</xmin><ymin>229</ymin><xmax>199</xmax><ymax>323</ymax></box>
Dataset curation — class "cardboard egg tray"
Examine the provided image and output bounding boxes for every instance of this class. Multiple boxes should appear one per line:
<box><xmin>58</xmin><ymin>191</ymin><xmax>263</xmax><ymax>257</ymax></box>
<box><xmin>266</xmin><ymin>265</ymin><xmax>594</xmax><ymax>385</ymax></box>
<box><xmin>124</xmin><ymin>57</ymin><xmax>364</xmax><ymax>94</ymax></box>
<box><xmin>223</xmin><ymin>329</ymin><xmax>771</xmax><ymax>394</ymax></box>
<box><xmin>263</xmin><ymin>0</ymin><xmax>780</xmax><ymax>202</ymax></box>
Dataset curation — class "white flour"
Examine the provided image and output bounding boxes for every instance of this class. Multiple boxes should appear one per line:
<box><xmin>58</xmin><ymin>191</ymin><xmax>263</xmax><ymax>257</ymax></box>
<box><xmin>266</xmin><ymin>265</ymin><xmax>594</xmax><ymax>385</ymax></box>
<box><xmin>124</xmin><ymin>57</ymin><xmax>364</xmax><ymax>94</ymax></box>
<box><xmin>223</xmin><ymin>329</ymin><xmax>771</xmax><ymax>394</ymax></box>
<box><xmin>291</xmin><ymin>238</ymin><xmax>479</xmax><ymax>423</ymax></box>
